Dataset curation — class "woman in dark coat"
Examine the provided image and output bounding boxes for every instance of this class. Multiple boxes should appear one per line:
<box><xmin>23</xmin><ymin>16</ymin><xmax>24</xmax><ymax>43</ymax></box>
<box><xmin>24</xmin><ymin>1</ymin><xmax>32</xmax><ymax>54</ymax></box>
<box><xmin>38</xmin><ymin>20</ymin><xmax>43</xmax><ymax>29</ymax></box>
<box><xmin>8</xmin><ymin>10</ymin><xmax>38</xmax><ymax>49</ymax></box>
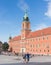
<box><xmin>26</xmin><ymin>53</ymin><xmax>30</xmax><ymax>63</ymax></box>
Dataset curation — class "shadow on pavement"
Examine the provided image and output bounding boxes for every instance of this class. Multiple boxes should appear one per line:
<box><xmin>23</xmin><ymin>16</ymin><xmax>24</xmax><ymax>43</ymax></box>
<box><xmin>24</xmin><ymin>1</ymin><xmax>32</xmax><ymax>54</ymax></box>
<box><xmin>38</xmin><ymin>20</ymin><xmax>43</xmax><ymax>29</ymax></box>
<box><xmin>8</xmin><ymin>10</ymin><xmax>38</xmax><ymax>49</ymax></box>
<box><xmin>0</xmin><ymin>62</ymin><xmax>51</xmax><ymax>65</ymax></box>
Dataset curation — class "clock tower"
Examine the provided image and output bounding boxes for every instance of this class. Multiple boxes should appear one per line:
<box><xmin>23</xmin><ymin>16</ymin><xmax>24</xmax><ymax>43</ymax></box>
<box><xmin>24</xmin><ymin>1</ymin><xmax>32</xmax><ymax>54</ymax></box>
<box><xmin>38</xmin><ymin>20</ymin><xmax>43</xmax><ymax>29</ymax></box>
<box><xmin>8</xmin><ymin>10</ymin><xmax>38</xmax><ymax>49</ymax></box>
<box><xmin>21</xmin><ymin>12</ymin><xmax>31</xmax><ymax>39</ymax></box>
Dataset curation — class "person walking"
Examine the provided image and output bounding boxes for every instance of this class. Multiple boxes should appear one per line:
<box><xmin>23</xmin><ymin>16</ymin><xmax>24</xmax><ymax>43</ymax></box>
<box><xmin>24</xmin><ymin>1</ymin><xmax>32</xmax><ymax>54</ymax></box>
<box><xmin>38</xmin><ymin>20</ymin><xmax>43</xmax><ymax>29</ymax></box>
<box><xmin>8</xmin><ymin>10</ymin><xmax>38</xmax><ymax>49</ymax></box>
<box><xmin>23</xmin><ymin>54</ymin><xmax>26</xmax><ymax>63</ymax></box>
<box><xmin>26</xmin><ymin>53</ymin><xmax>30</xmax><ymax>63</ymax></box>
<box><xmin>23</xmin><ymin>52</ymin><xmax>30</xmax><ymax>63</ymax></box>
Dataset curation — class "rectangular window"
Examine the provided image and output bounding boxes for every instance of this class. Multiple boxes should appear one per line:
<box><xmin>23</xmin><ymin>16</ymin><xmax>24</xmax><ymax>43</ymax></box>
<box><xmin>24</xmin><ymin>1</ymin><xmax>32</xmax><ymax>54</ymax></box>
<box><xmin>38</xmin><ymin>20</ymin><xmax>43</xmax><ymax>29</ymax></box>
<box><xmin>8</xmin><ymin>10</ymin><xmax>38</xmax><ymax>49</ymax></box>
<box><xmin>47</xmin><ymin>37</ymin><xmax>48</xmax><ymax>39</ymax></box>
<box><xmin>43</xmin><ymin>37</ymin><xmax>44</xmax><ymax>40</ymax></box>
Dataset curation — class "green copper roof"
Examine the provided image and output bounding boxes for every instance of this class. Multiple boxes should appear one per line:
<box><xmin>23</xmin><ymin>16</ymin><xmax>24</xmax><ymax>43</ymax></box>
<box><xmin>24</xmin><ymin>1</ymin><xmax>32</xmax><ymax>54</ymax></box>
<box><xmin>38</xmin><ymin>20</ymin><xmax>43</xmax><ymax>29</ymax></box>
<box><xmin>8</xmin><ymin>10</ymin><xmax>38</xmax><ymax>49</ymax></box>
<box><xmin>23</xmin><ymin>11</ymin><xmax>29</xmax><ymax>21</ymax></box>
<box><xmin>24</xmin><ymin>11</ymin><xmax>28</xmax><ymax>18</ymax></box>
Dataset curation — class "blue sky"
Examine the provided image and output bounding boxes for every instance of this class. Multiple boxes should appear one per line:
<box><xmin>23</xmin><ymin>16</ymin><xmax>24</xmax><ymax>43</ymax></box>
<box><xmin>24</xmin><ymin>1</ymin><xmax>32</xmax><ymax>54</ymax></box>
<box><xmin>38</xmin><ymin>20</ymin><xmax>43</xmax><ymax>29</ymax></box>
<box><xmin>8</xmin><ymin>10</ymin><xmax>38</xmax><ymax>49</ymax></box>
<box><xmin>0</xmin><ymin>0</ymin><xmax>51</xmax><ymax>42</ymax></box>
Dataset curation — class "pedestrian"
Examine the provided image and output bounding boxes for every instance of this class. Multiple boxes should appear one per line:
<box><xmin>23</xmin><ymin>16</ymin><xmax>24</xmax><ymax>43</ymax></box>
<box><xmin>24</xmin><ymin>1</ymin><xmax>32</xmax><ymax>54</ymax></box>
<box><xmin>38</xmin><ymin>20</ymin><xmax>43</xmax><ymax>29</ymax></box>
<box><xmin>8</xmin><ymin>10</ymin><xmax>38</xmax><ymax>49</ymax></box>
<box><xmin>23</xmin><ymin>52</ymin><xmax>30</xmax><ymax>63</ymax></box>
<box><xmin>26</xmin><ymin>53</ymin><xmax>30</xmax><ymax>63</ymax></box>
<box><xmin>23</xmin><ymin>54</ymin><xmax>26</xmax><ymax>63</ymax></box>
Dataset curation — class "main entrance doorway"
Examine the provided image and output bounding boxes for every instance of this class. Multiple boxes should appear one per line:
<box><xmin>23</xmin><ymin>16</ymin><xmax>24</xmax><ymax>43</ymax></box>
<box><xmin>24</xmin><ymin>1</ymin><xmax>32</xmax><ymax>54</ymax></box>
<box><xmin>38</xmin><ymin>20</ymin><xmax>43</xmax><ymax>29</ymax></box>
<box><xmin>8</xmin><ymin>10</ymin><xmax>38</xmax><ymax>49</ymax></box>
<box><xmin>20</xmin><ymin>48</ymin><xmax>26</xmax><ymax>53</ymax></box>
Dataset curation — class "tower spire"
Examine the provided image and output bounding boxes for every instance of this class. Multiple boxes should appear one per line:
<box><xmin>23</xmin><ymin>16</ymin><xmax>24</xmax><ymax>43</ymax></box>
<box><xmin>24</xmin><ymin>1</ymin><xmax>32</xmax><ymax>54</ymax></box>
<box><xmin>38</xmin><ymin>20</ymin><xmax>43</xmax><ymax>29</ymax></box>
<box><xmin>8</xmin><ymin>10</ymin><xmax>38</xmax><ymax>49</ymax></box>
<box><xmin>24</xmin><ymin>10</ymin><xmax>28</xmax><ymax>18</ymax></box>
<box><xmin>23</xmin><ymin>10</ymin><xmax>29</xmax><ymax>21</ymax></box>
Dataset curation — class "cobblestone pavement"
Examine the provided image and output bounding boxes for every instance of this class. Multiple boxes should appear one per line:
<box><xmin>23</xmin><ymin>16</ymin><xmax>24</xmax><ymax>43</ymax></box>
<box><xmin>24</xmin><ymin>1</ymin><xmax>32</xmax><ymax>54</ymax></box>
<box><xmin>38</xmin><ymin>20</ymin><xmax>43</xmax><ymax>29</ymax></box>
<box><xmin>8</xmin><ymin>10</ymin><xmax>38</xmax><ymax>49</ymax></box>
<box><xmin>0</xmin><ymin>55</ymin><xmax>51</xmax><ymax>65</ymax></box>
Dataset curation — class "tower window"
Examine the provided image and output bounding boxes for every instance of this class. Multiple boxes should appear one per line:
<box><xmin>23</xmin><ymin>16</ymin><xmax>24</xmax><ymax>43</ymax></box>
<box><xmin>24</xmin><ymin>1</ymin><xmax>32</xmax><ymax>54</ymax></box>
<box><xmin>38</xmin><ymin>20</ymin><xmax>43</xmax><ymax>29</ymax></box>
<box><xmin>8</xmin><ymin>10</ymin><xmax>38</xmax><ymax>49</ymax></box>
<box><xmin>23</xmin><ymin>24</ymin><xmax>24</xmax><ymax>28</ymax></box>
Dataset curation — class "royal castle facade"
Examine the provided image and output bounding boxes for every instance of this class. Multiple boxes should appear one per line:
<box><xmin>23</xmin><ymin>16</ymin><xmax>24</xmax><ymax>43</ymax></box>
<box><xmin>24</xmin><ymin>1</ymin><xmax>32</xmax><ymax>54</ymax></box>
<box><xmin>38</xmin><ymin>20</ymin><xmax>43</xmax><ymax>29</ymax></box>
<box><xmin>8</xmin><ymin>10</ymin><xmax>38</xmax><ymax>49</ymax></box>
<box><xmin>9</xmin><ymin>12</ymin><xmax>51</xmax><ymax>55</ymax></box>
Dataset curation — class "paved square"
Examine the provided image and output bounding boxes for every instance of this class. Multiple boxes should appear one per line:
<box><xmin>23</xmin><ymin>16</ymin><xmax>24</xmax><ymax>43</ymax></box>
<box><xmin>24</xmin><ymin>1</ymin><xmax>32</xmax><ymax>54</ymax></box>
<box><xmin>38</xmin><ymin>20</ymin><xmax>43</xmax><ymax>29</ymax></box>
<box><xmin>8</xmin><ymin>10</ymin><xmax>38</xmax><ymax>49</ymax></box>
<box><xmin>0</xmin><ymin>55</ymin><xmax>51</xmax><ymax>65</ymax></box>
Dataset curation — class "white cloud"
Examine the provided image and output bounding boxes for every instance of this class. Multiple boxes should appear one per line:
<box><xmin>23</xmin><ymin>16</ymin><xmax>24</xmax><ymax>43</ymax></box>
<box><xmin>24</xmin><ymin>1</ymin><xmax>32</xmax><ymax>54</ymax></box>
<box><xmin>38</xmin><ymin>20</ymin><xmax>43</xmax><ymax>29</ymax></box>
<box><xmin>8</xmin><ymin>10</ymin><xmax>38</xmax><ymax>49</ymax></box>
<box><xmin>45</xmin><ymin>0</ymin><xmax>51</xmax><ymax>18</ymax></box>
<box><xmin>34</xmin><ymin>23</ymin><xmax>47</xmax><ymax>31</ymax></box>
<box><xmin>17</xmin><ymin>0</ymin><xmax>30</xmax><ymax>12</ymax></box>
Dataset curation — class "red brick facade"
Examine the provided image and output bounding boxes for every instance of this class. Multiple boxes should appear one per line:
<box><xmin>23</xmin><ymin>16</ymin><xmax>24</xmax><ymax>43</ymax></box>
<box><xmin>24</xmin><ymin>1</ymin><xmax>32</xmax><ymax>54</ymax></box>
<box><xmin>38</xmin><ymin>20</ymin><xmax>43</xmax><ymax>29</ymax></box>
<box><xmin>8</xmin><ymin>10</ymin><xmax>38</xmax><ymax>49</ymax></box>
<box><xmin>9</xmin><ymin>13</ymin><xmax>51</xmax><ymax>55</ymax></box>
